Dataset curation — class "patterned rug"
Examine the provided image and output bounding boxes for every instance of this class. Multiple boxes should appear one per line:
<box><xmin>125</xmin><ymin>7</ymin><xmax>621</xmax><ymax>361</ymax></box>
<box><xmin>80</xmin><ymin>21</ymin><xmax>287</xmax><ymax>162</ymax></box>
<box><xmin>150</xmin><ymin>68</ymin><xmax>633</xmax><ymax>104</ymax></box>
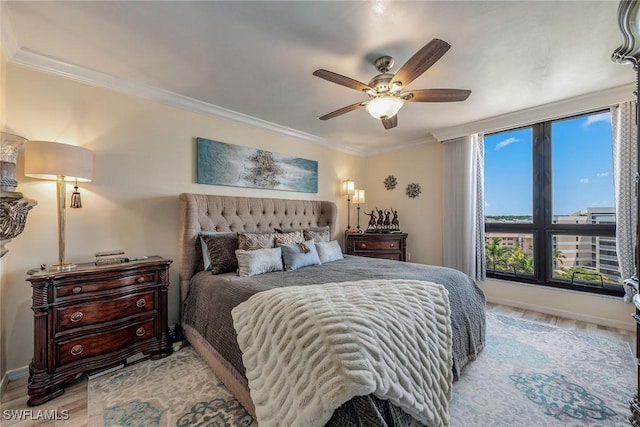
<box><xmin>87</xmin><ymin>312</ymin><xmax>636</xmax><ymax>426</ymax></box>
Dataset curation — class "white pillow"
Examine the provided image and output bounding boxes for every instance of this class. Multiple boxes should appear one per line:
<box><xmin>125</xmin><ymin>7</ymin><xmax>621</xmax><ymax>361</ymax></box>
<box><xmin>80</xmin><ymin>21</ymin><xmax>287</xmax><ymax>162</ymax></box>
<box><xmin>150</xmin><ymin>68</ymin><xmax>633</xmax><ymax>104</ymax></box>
<box><xmin>315</xmin><ymin>240</ymin><xmax>344</xmax><ymax>264</ymax></box>
<box><xmin>235</xmin><ymin>247</ymin><xmax>284</xmax><ymax>277</ymax></box>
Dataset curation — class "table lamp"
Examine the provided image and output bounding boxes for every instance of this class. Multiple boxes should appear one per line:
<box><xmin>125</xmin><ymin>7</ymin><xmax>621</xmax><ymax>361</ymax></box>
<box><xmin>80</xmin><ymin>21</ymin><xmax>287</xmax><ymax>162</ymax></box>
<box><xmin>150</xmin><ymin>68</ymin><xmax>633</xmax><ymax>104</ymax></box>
<box><xmin>340</xmin><ymin>179</ymin><xmax>355</xmax><ymax>230</ymax></box>
<box><xmin>24</xmin><ymin>141</ymin><xmax>93</xmax><ymax>270</ymax></box>
<box><xmin>353</xmin><ymin>189</ymin><xmax>365</xmax><ymax>232</ymax></box>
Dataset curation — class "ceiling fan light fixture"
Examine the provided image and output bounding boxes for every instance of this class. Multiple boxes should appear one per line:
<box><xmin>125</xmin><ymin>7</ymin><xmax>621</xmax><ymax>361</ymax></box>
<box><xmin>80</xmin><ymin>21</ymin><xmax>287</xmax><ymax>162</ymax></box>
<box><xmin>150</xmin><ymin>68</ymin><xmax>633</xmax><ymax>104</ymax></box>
<box><xmin>365</xmin><ymin>97</ymin><xmax>404</xmax><ymax>119</ymax></box>
<box><xmin>313</xmin><ymin>39</ymin><xmax>469</xmax><ymax>127</ymax></box>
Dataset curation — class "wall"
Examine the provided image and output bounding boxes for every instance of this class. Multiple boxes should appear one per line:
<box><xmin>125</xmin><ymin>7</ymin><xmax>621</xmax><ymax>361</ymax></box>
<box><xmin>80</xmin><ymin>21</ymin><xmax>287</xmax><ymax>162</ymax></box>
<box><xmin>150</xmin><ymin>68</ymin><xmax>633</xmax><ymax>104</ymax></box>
<box><xmin>4</xmin><ymin>64</ymin><xmax>366</xmax><ymax>372</ymax></box>
<box><xmin>365</xmin><ymin>142</ymin><xmax>444</xmax><ymax>266</ymax></box>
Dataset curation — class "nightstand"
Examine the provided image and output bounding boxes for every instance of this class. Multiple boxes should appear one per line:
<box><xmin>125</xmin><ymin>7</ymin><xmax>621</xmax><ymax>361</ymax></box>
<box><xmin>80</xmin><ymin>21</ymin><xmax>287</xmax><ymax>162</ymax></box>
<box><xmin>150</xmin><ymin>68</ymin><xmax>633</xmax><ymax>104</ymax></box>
<box><xmin>25</xmin><ymin>256</ymin><xmax>172</xmax><ymax>406</ymax></box>
<box><xmin>345</xmin><ymin>233</ymin><xmax>407</xmax><ymax>261</ymax></box>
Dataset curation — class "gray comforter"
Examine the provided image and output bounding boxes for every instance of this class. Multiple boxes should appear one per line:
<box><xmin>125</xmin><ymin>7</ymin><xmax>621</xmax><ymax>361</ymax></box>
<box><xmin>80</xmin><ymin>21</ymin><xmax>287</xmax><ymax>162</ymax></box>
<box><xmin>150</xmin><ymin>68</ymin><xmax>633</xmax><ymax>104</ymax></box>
<box><xmin>183</xmin><ymin>255</ymin><xmax>486</xmax><ymax>426</ymax></box>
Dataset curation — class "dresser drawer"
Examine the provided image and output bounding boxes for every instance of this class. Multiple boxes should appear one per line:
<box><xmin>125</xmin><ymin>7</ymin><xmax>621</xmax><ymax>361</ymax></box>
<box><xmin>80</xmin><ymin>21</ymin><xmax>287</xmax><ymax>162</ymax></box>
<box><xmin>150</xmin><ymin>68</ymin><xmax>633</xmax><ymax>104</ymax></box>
<box><xmin>346</xmin><ymin>233</ymin><xmax>407</xmax><ymax>262</ymax></box>
<box><xmin>55</xmin><ymin>273</ymin><xmax>156</xmax><ymax>297</ymax></box>
<box><xmin>354</xmin><ymin>238</ymin><xmax>402</xmax><ymax>251</ymax></box>
<box><xmin>366</xmin><ymin>253</ymin><xmax>402</xmax><ymax>261</ymax></box>
<box><xmin>56</xmin><ymin>319</ymin><xmax>155</xmax><ymax>366</ymax></box>
<box><xmin>56</xmin><ymin>291</ymin><xmax>155</xmax><ymax>331</ymax></box>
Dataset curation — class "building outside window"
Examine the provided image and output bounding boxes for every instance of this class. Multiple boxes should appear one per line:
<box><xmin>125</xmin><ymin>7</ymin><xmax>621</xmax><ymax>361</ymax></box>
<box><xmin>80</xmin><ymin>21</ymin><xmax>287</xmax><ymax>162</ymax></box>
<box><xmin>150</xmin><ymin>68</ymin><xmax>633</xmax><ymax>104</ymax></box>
<box><xmin>484</xmin><ymin>110</ymin><xmax>620</xmax><ymax>296</ymax></box>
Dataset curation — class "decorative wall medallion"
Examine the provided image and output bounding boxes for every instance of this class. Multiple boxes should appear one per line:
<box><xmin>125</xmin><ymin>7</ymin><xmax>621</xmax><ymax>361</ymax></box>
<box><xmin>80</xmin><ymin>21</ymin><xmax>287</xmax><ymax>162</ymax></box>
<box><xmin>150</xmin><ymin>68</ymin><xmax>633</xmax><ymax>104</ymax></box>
<box><xmin>383</xmin><ymin>175</ymin><xmax>397</xmax><ymax>190</ymax></box>
<box><xmin>406</xmin><ymin>182</ymin><xmax>422</xmax><ymax>199</ymax></box>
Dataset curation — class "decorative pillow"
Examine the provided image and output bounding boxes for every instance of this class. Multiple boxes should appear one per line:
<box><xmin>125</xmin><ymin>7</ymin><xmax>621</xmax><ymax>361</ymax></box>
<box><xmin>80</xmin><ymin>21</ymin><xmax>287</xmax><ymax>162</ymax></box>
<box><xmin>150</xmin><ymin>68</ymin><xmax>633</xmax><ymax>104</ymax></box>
<box><xmin>278</xmin><ymin>239</ymin><xmax>322</xmax><ymax>271</ymax></box>
<box><xmin>274</xmin><ymin>230</ymin><xmax>304</xmax><ymax>246</ymax></box>
<box><xmin>199</xmin><ymin>231</ymin><xmax>236</xmax><ymax>271</ymax></box>
<box><xmin>238</xmin><ymin>232</ymin><xmax>276</xmax><ymax>251</ymax></box>
<box><xmin>303</xmin><ymin>226</ymin><xmax>331</xmax><ymax>243</ymax></box>
<box><xmin>200</xmin><ymin>232</ymin><xmax>238</xmax><ymax>274</ymax></box>
<box><xmin>315</xmin><ymin>240</ymin><xmax>344</xmax><ymax>264</ymax></box>
<box><xmin>235</xmin><ymin>247</ymin><xmax>283</xmax><ymax>277</ymax></box>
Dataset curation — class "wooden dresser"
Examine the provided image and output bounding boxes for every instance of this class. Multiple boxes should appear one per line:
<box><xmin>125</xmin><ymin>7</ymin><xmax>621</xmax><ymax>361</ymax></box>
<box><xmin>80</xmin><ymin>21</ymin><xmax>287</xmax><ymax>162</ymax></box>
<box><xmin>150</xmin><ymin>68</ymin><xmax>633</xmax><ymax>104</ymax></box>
<box><xmin>25</xmin><ymin>256</ymin><xmax>172</xmax><ymax>406</ymax></box>
<box><xmin>631</xmin><ymin>293</ymin><xmax>640</xmax><ymax>425</ymax></box>
<box><xmin>345</xmin><ymin>232</ymin><xmax>407</xmax><ymax>261</ymax></box>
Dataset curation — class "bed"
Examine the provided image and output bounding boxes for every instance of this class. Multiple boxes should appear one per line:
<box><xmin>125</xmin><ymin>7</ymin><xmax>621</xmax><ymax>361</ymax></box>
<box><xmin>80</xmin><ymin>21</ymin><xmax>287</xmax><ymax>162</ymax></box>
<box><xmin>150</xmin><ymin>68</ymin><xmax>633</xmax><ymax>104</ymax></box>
<box><xmin>178</xmin><ymin>193</ymin><xmax>486</xmax><ymax>426</ymax></box>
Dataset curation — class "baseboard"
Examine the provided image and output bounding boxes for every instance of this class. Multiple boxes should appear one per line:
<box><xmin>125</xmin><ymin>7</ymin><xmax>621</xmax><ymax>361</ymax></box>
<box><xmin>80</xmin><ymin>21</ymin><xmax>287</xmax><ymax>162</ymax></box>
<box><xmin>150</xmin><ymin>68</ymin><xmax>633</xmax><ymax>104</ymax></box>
<box><xmin>486</xmin><ymin>295</ymin><xmax>635</xmax><ymax>332</ymax></box>
<box><xmin>0</xmin><ymin>365</ymin><xmax>28</xmax><ymax>399</ymax></box>
<box><xmin>7</xmin><ymin>365</ymin><xmax>29</xmax><ymax>381</ymax></box>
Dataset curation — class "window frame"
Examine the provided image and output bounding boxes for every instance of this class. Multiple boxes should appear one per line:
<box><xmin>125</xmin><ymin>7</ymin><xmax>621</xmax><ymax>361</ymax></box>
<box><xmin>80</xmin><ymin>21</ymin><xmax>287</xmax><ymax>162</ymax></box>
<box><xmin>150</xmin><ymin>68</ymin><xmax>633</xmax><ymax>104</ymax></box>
<box><xmin>484</xmin><ymin>109</ymin><xmax>621</xmax><ymax>297</ymax></box>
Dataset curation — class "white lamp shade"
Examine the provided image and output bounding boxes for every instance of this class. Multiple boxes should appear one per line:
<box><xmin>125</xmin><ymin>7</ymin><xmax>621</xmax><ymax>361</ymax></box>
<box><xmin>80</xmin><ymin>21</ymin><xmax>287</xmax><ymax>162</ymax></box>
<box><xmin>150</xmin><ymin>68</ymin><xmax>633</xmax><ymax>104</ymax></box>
<box><xmin>341</xmin><ymin>179</ymin><xmax>355</xmax><ymax>196</ymax></box>
<box><xmin>353</xmin><ymin>189</ymin><xmax>366</xmax><ymax>204</ymax></box>
<box><xmin>365</xmin><ymin>97</ymin><xmax>404</xmax><ymax>119</ymax></box>
<box><xmin>24</xmin><ymin>141</ymin><xmax>93</xmax><ymax>182</ymax></box>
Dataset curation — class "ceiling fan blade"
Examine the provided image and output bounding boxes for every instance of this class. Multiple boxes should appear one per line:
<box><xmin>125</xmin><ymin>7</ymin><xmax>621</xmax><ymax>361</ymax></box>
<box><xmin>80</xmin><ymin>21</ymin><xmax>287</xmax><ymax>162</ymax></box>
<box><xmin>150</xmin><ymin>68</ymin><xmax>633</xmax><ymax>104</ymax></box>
<box><xmin>381</xmin><ymin>115</ymin><xmax>398</xmax><ymax>130</ymax></box>
<box><xmin>313</xmin><ymin>69</ymin><xmax>373</xmax><ymax>93</ymax></box>
<box><xmin>391</xmin><ymin>39</ymin><xmax>451</xmax><ymax>88</ymax></box>
<box><xmin>319</xmin><ymin>101</ymin><xmax>367</xmax><ymax>120</ymax></box>
<box><xmin>403</xmin><ymin>89</ymin><xmax>471</xmax><ymax>102</ymax></box>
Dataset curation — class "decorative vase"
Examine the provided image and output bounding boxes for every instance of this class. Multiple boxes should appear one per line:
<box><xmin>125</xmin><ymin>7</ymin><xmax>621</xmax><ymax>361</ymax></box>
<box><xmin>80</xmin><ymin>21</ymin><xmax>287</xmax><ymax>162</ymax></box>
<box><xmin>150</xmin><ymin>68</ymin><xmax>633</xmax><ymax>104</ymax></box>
<box><xmin>1</xmin><ymin>132</ymin><xmax>28</xmax><ymax>192</ymax></box>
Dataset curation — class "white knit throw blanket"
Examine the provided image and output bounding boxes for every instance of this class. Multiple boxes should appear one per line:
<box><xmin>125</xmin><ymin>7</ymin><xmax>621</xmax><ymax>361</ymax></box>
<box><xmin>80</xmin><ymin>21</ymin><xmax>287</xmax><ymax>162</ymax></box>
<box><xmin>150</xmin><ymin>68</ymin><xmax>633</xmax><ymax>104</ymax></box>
<box><xmin>231</xmin><ymin>279</ymin><xmax>453</xmax><ymax>427</ymax></box>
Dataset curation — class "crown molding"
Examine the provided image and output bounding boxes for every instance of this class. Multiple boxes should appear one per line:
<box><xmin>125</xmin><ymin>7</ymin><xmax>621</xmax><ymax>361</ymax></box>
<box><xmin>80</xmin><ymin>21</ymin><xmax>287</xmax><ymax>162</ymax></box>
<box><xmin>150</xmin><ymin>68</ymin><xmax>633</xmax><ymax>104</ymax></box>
<box><xmin>5</xmin><ymin>45</ymin><xmax>367</xmax><ymax>157</ymax></box>
<box><xmin>433</xmin><ymin>83</ymin><xmax>636</xmax><ymax>142</ymax></box>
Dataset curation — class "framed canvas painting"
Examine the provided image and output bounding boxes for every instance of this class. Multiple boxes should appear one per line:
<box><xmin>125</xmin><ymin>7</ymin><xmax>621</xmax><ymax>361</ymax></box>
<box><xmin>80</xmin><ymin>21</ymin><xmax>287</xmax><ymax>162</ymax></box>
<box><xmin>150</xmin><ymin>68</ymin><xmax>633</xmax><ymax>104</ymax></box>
<box><xmin>196</xmin><ymin>137</ymin><xmax>318</xmax><ymax>193</ymax></box>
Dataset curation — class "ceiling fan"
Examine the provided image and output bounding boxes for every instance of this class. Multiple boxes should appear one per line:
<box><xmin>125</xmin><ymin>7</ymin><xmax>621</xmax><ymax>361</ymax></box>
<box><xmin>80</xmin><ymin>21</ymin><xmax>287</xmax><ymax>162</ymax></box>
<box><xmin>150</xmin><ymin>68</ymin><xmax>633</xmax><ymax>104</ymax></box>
<box><xmin>313</xmin><ymin>39</ymin><xmax>471</xmax><ymax>130</ymax></box>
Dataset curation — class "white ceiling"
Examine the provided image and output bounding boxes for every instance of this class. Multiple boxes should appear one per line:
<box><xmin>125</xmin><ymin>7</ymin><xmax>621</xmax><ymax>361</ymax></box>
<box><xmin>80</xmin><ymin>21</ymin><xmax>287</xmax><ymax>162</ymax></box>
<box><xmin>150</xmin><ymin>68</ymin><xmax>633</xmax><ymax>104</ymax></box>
<box><xmin>1</xmin><ymin>1</ymin><xmax>635</xmax><ymax>155</ymax></box>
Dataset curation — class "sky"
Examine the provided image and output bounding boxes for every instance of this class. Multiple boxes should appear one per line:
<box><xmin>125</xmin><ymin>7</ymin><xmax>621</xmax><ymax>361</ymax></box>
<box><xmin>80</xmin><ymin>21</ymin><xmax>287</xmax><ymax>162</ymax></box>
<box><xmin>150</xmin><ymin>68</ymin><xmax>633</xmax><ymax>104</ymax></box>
<box><xmin>484</xmin><ymin>111</ymin><xmax>614</xmax><ymax>217</ymax></box>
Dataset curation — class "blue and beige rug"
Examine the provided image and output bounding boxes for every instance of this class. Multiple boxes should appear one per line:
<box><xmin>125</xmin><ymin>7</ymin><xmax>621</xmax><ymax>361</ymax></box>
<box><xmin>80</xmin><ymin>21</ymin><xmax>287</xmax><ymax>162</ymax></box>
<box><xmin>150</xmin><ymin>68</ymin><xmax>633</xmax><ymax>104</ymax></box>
<box><xmin>87</xmin><ymin>312</ymin><xmax>635</xmax><ymax>426</ymax></box>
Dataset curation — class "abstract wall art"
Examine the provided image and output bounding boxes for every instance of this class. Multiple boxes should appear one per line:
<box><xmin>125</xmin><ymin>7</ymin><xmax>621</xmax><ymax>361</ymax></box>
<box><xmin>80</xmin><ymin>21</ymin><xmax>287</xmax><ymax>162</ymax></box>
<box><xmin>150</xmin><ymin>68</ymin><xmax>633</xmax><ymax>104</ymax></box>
<box><xmin>196</xmin><ymin>137</ymin><xmax>318</xmax><ymax>193</ymax></box>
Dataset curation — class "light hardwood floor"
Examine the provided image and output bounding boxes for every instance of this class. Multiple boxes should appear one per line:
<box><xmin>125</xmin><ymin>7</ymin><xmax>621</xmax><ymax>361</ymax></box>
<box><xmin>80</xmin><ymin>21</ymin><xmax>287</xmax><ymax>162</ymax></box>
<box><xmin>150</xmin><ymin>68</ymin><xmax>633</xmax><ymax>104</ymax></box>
<box><xmin>0</xmin><ymin>302</ymin><xmax>635</xmax><ymax>426</ymax></box>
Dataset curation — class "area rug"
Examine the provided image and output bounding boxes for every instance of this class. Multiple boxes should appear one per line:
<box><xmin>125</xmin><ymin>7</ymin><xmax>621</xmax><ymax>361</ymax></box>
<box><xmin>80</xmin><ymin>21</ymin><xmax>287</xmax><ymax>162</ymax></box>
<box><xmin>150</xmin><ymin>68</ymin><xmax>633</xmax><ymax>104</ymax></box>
<box><xmin>87</xmin><ymin>348</ymin><xmax>253</xmax><ymax>426</ymax></box>
<box><xmin>88</xmin><ymin>312</ymin><xmax>636</xmax><ymax>426</ymax></box>
<box><xmin>449</xmin><ymin>313</ymin><xmax>635</xmax><ymax>427</ymax></box>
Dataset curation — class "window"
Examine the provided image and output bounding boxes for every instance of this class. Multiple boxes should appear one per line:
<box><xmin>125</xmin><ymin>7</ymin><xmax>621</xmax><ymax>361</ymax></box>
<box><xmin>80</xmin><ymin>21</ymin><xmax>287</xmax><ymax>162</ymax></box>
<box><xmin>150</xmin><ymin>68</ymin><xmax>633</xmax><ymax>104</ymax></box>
<box><xmin>484</xmin><ymin>110</ymin><xmax>620</xmax><ymax>296</ymax></box>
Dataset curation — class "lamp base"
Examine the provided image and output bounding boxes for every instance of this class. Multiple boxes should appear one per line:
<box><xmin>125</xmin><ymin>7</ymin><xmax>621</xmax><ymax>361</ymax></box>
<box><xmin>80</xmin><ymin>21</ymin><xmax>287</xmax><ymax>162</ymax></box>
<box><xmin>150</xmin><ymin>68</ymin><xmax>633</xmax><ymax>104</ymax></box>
<box><xmin>45</xmin><ymin>262</ymin><xmax>77</xmax><ymax>272</ymax></box>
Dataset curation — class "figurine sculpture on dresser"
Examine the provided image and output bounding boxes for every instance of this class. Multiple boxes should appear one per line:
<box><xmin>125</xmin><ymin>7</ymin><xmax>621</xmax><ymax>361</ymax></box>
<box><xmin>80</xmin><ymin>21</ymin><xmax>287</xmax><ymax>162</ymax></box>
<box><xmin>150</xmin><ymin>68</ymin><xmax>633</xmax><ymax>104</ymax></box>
<box><xmin>366</xmin><ymin>208</ymin><xmax>401</xmax><ymax>233</ymax></box>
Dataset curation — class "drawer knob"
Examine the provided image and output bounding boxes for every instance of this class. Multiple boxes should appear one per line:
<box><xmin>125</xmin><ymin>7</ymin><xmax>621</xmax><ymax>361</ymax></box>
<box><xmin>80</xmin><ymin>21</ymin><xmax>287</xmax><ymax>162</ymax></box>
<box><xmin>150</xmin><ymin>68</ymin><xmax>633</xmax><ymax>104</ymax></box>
<box><xmin>71</xmin><ymin>345</ymin><xmax>84</xmax><ymax>356</ymax></box>
<box><xmin>136</xmin><ymin>298</ymin><xmax>146</xmax><ymax>308</ymax></box>
<box><xmin>136</xmin><ymin>327</ymin><xmax>145</xmax><ymax>337</ymax></box>
<box><xmin>70</xmin><ymin>312</ymin><xmax>84</xmax><ymax>322</ymax></box>
<box><xmin>137</xmin><ymin>276</ymin><xmax>145</xmax><ymax>283</ymax></box>
<box><xmin>390</xmin><ymin>243</ymin><xmax>395</xmax><ymax>248</ymax></box>
<box><xmin>72</xmin><ymin>286</ymin><xmax>82</xmax><ymax>294</ymax></box>
<box><xmin>361</xmin><ymin>243</ymin><xmax>366</xmax><ymax>248</ymax></box>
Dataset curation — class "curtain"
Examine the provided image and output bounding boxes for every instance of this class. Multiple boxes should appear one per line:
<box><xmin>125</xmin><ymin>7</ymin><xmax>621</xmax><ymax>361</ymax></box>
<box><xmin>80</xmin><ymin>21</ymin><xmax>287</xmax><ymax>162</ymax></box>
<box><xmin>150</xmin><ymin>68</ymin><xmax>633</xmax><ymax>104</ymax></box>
<box><xmin>443</xmin><ymin>134</ymin><xmax>486</xmax><ymax>280</ymax></box>
<box><xmin>612</xmin><ymin>101</ymin><xmax>638</xmax><ymax>302</ymax></box>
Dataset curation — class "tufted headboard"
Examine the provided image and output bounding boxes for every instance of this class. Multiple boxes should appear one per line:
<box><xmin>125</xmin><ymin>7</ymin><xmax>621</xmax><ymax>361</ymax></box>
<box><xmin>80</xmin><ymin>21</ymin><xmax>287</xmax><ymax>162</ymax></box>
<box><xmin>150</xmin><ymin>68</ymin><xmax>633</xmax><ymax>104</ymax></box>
<box><xmin>178</xmin><ymin>193</ymin><xmax>337</xmax><ymax>302</ymax></box>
